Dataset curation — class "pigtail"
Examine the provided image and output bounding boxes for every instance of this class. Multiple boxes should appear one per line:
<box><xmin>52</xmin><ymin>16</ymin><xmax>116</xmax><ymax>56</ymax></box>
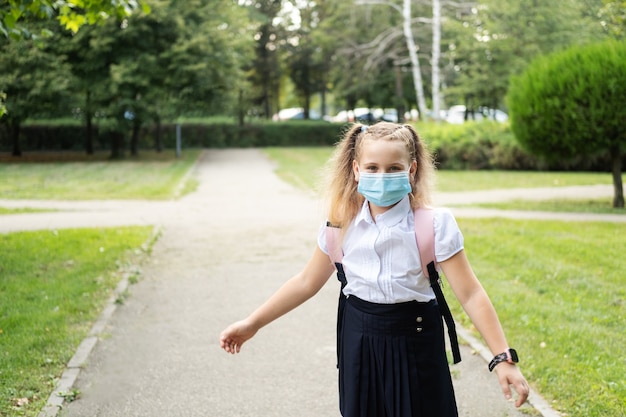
<box><xmin>324</xmin><ymin>124</ymin><xmax>367</xmax><ymax>227</ymax></box>
<box><xmin>403</xmin><ymin>124</ymin><xmax>435</xmax><ymax>208</ymax></box>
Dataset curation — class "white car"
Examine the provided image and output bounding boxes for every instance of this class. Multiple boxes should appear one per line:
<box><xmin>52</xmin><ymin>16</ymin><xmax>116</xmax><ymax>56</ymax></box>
<box><xmin>445</xmin><ymin>105</ymin><xmax>508</xmax><ymax>124</ymax></box>
<box><xmin>273</xmin><ymin>107</ymin><xmax>321</xmax><ymax>121</ymax></box>
<box><xmin>330</xmin><ymin>108</ymin><xmax>383</xmax><ymax>123</ymax></box>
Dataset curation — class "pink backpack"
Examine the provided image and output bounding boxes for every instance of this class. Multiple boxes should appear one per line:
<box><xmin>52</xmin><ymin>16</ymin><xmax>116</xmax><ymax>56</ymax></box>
<box><xmin>326</xmin><ymin>208</ymin><xmax>461</xmax><ymax>364</ymax></box>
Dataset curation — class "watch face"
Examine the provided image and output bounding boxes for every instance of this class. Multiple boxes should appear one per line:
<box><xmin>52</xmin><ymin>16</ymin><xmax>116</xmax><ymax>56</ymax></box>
<box><xmin>510</xmin><ymin>349</ymin><xmax>519</xmax><ymax>362</ymax></box>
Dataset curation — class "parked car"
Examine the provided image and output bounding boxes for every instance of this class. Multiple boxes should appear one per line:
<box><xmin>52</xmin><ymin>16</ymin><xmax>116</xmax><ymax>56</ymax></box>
<box><xmin>272</xmin><ymin>107</ymin><xmax>321</xmax><ymax>121</ymax></box>
<box><xmin>331</xmin><ymin>108</ymin><xmax>420</xmax><ymax>123</ymax></box>
<box><xmin>331</xmin><ymin>108</ymin><xmax>377</xmax><ymax>123</ymax></box>
<box><xmin>380</xmin><ymin>109</ymin><xmax>398</xmax><ymax>123</ymax></box>
<box><xmin>444</xmin><ymin>105</ymin><xmax>508</xmax><ymax>124</ymax></box>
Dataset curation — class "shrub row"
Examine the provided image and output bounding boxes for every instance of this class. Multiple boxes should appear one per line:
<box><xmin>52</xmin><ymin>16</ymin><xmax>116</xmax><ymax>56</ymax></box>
<box><xmin>0</xmin><ymin>120</ymin><xmax>618</xmax><ymax>172</ymax></box>
<box><xmin>0</xmin><ymin>120</ymin><xmax>346</xmax><ymax>151</ymax></box>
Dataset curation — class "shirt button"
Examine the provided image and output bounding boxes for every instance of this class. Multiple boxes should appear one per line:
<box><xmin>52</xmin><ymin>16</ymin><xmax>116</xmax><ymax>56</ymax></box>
<box><xmin>416</xmin><ymin>327</ymin><xmax>423</xmax><ymax>332</ymax></box>
<box><xmin>416</xmin><ymin>316</ymin><xmax>423</xmax><ymax>323</ymax></box>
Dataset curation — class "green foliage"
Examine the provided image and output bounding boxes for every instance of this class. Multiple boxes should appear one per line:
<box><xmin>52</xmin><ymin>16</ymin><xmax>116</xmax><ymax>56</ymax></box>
<box><xmin>0</xmin><ymin>120</ymin><xmax>346</xmax><ymax>151</ymax></box>
<box><xmin>599</xmin><ymin>0</ymin><xmax>626</xmax><ymax>39</ymax></box>
<box><xmin>7</xmin><ymin>119</ymin><xmax>626</xmax><ymax>171</ymax></box>
<box><xmin>0</xmin><ymin>31</ymin><xmax>72</xmax><ymax>123</ymax></box>
<box><xmin>0</xmin><ymin>0</ymin><xmax>150</xmax><ymax>39</ymax></box>
<box><xmin>444</xmin><ymin>0</ymin><xmax>607</xmax><ymax>110</ymax></box>
<box><xmin>508</xmin><ymin>40</ymin><xmax>626</xmax><ymax>160</ymax></box>
<box><xmin>419</xmin><ymin>121</ymin><xmax>522</xmax><ymax>169</ymax></box>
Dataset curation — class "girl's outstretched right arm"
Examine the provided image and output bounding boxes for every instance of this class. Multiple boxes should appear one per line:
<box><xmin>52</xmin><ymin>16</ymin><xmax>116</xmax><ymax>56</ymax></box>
<box><xmin>219</xmin><ymin>246</ymin><xmax>335</xmax><ymax>354</ymax></box>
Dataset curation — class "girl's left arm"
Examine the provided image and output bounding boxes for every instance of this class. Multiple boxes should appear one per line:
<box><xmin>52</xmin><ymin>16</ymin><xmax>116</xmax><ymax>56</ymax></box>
<box><xmin>439</xmin><ymin>249</ymin><xmax>530</xmax><ymax>408</ymax></box>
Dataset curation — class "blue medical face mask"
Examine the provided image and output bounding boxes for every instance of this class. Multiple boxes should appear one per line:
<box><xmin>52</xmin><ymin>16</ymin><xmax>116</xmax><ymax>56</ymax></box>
<box><xmin>357</xmin><ymin>171</ymin><xmax>412</xmax><ymax>207</ymax></box>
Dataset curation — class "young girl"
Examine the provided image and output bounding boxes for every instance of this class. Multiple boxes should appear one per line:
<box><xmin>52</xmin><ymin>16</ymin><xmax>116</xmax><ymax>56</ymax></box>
<box><xmin>220</xmin><ymin>121</ymin><xmax>529</xmax><ymax>416</ymax></box>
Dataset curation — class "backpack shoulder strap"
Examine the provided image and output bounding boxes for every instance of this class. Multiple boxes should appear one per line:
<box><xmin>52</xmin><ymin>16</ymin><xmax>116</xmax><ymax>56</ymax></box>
<box><xmin>413</xmin><ymin>207</ymin><xmax>437</xmax><ymax>277</ymax></box>
<box><xmin>414</xmin><ymin>207</ymin><xmax>462</xmax><ymax>364</ymax></box>
<box><xmin>325</xmin><ymin>221</ymin><xmax>343</xmax><ymax>264</ymax></box>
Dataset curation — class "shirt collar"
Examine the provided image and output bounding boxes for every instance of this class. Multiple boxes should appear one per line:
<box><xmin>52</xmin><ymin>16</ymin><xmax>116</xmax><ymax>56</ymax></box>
<box><xmin>355</xmin><ymin>196</ymin><xmax>411</xmax><ymax>227</ymax></box>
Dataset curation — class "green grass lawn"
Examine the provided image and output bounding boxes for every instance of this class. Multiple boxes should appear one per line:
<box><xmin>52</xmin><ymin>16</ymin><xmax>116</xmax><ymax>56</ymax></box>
<box><xmin>0</xmin><ymin>149</ymin><xmax>200</xmax><ymax>200</ymax></box>
<box><xmin>462</xmin><ymin>199</ymin><xmax>625</xmax><ymax>214</ymax></box>
<box><xmin>0</xmin><ymin>227</ymin><xmax>155</xmax><ymax>417</ymax></box>
<box><xmin>0</xmin><ymin>150</ymin><xmax>193</xmax><ymax>415</ymax></box>
<box><xmin>263</xmin><ymin>147</ymin><xmax>615</xmax><ymax>193</ymax></box>
<box><xmin>449</xmin><ymin>219</ymin><xmax>625</xmax><ymax>416</ymax></box>
<box><xmin>263</xmin><ymin>147</ymin><xmax>626</xmax><ymax>417</ymax></box>
<box><xmin>0</xmin><ymin>207</ymin><xmax>52</xmax><ymax>215</ymax></box>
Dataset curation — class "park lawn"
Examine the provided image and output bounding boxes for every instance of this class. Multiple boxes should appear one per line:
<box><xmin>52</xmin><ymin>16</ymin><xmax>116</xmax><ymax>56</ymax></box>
<box><xmin>0</xmin><ymin>227</ymin><xmax>155</xmax><ymax>417</ymax></box>
<box><xmin>459</xmin><ymin>198</ymin><xmax>625</xmax><ymax>214</ymax></box>
<box><xmin>0</xmin><ymin>208</ymin><xmax>52</xmax><ymax>215</ymax></box>
<box><xmin>262</xmin><ymin>147</ymin><xmax>614</xmax><ymax>193</ymax></box>
<box><xmin>448</xmin><ymin>219</ymin><xmax>626</xmax><ymax>416</ymax></box>
<box><xmin>0</xmin><ymin>149</ymin><xmax>200</xmax><ymax>200</ymax></box>
<box><xmin>264</xmin><ymin>147</ymin><xmax>625</xmax><ymax>417</ymax></box>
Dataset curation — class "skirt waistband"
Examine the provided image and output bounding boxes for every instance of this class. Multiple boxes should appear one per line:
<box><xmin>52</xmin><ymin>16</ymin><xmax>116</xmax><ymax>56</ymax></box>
<box><xmin>346</xmin><ymin>295</ymin><xmax>437</xmax><ymax>316</ymax></box>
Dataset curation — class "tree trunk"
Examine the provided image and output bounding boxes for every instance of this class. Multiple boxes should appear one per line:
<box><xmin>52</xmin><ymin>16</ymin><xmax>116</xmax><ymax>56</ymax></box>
<box><xmin>394</xmin><ymin>64</ymin><xmax>406</xmax><ymax>123</ymax></box>
<box><xmin>320</xmin><ymin>80</ymin><xmax>327</xmax><ymax>121</ymax></box>
<box><xmin>10</xmin><ymin>121</ymin><xmax>22</xmax><ymax>157</ymax></box>
<box><xmin>610</xmin><ymin>146</ymin><xmax>624</xmax><ymax>208</ymax></box>
<box><xmin>130</xmin><ymin>120</ymin><xmax>140</xmax><ymax>157</ymax></box>
<box><xmin>154</xmin><ymin>116</ymin><xmax>163</xmax><ymax>153</ymax></box>
<box><xmin>85</xmin><ymin>90</ymin><xmax>94</xmax><ymax>155</ymax></box>
<box><xmin>304</xmin><ymin>92</ymin><xmax>311</xmax><ymax>120</ymax></box>
<box><xmin>263</xmin><ymin>81</ymin><xmax>271</xmax><ymax>119</ymax></box>
<box><xmin>431</xmin><ymin>0</ymin><xmax>442</xmax><ymax>122</ymax></box>
<box><xmin>238</xmin><ymin>89</ymin><xmax>245</xmax><ymax>127</ymax></box>
<box><xmin>402</xmin><ymin>0</ymin><xmax>428</xmax><ymax>120</ymax></box>
<box><xmin>110</xmin><ymin>131</ymin><xmax>125</xmax><ymax>160</ymax></box>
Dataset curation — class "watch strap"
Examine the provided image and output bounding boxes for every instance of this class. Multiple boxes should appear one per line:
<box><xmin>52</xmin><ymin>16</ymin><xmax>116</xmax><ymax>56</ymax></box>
<box><xmin>488</xmin><ymin>348</ymin><xmax>518</xmax><ymax>372</ymax></box>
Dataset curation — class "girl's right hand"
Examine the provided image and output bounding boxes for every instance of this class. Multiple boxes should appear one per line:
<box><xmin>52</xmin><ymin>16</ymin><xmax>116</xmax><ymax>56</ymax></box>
<box><xmin>219</xmin><ymin>319</ymin><xmax>258</xmax><ymax>354</ymax></box>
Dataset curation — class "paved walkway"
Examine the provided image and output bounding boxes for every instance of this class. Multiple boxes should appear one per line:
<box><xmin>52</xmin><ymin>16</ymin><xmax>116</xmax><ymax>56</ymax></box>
<box><xmin>1</xmin><ymin>149</ymin><xmax>619</xmax><ymax>417</ymax></box>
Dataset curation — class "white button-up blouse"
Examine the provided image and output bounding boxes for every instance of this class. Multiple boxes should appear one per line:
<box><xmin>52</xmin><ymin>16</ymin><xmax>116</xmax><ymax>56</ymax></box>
<box><xmin>317</xmin><ymin>196</ymin><xmax>464</xmax><ymax>304</ymax></box>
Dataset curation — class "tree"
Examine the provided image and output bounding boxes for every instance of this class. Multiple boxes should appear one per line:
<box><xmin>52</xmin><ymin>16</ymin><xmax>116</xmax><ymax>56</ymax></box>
<box><xmin>507</xmin><ymin>40</ymin><xmax>626</xmax><ymax>208</ymax></box>
<box><xmin>245</xmin><ymin>0</ymin><xmax>284</xmax><ymax>119</ymax></box>
<box><xmin>59</xmin><ymin>0</ymin><xmax>252</xmax><ymax>157</ymax></box>
<box><xmin>0</xmin><ymin>0</ymin><xmax>150</xmax><ymax>38</ymax></box>
<box><xmin>284</xmin><ymin>0</ymin><xmax>331</xmax><ymax>119</ymax></box>
<box><xmin>0</xmin><ymin>0</ymin><xmax>150</xmax><ymax>124</ymax></box>
<box><xmin>0</xmin><ymin>28</ymin><xmax>71</xmax><ymax>156</ymax></box>
<box><xmin>598</xmin><ymin>0</ymin><xmax>626</xmax><ymax>38</ymax></box>
<box><xmin>355</xmin><ymin>0</ymin><xmax>429</xmax><ymax>119</ymax></box>
<box><xmin>444</xmin><ymin>0</ymin><xmax>606</xmax><ymax>112</ymax></box>
<box><xmin>161</xmin><ymin>0</ymin><xmax>252</xmax><ymax>119</ymax></box>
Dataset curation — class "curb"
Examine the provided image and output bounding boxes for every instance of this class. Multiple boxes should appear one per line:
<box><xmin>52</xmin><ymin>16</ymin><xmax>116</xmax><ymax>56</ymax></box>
<box><xmin>37</xmin><ymin>225</ymin><xmax>162</xmax><ymax>417</ymax></box>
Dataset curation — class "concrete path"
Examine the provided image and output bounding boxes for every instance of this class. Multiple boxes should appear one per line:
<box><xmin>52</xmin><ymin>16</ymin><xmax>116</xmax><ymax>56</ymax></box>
<box><xmin>1</xmin><ymin>149</ymin><xmax>619</xmax><ymax>417</ymax></box>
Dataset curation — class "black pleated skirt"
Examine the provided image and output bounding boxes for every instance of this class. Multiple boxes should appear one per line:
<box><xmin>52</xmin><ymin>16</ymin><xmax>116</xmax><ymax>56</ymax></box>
<box><xmin>338</xmin><ymin>296</ymin><xmax>458</xmax><ymax>417</ymax></box>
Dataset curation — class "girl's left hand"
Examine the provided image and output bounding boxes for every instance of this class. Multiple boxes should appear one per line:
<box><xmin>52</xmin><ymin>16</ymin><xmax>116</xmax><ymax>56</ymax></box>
<box><xmin>219</xmin><ymin>319</ymin><xmax>258</xmax><ymax>354</ymax></box>
<box><xmin>494</xmin><ymin>363</ymin><xmax>530</xmax><ymax>407</ymax></box>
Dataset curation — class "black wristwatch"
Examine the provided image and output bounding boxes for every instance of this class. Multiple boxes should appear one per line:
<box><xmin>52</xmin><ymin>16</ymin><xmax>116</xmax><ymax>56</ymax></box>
<box><xmin>488</xmin><ymin>348</ymin><xmax>519</xmax><ymax>372</ymax></box>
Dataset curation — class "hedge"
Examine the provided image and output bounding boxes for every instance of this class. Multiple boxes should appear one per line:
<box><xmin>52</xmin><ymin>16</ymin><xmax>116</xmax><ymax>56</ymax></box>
<box><xmin>0</xmin><ymin>119</ymin><xmax>620</xmax><ymax>171</ymax></box>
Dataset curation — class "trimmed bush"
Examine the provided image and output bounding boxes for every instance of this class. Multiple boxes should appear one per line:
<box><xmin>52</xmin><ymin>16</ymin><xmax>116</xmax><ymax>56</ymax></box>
<box><xmin>507</xmin><ymin>40</ymin><xmax>626</xmax><ymax>206</ymax></box>
<box><xmin>507</xmin><ymin>40</ymin><xmax>626</xmax><ymax>160</ymax></box>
